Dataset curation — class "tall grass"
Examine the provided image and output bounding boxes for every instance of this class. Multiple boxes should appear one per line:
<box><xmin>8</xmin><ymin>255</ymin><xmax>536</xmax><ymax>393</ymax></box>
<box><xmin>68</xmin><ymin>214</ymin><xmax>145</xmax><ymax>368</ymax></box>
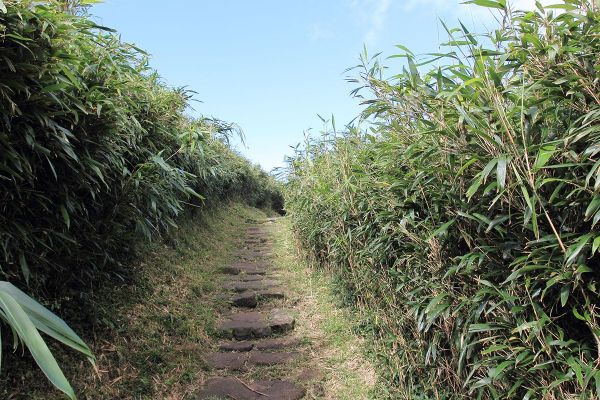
<box><xmin>0</xmin><ymin>0</ymin><xmax>280</xmax><ymax>396</ymax></box>
<box><xmin>285</xmin><ymin>1</ymin><xmax>600</xmax><ymax>398</ymax></box>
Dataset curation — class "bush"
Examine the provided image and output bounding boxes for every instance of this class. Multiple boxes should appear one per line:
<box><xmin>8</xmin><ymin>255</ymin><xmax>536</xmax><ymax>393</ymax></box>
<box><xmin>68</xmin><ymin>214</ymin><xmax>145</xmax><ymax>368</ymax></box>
<box><xmin>0</xmin><ymin>0</ymin><xmax>279</xmax><ymax>286</ymax></box>
<box><xmin>0</xmin><ymin>0</ymin><xmax>280</xmax><ymax>395</ymax></box>
<box><xmin>285</xmin><ymin>1</ymin><xmax>600</xmax><ymax>398</ymax></box>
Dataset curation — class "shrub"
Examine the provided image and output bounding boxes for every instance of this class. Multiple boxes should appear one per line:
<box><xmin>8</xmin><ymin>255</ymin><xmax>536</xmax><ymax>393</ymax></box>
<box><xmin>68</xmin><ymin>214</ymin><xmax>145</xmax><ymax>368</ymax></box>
<box><xmin>0</xmin><ymin>0</ymin><xmax>280</xmax><ymax>396</ymax></box>
<box><xmin>285</xmin><ymin>1</ymin><xmax>600</xmax><ymax>398</ymax></box>
<box><xmin>0</xmin><ymin>0</ymin><xmax>279</xmax><ymax>285</ymax></box>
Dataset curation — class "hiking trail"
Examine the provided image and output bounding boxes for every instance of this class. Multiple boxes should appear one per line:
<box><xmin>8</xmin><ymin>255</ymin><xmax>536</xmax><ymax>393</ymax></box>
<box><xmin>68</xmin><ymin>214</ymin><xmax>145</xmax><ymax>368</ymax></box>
<box><xmin>196</xmin><ymin>218</ymin><xmax>309</xmax><ymax>399</ymax></box>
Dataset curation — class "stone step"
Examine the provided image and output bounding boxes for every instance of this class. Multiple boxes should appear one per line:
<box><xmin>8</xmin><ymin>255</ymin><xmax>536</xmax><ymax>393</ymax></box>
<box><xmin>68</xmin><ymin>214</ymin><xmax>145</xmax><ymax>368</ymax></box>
<box><xmin>245</xmin><ymin>237</ymin><xmax>269</xmax><ymax>244</ymax></box>
<box><xmin>204</xmin><ymin>350</ymin><xmax>297</xmax><ymax>370</ymax></box>
<box><xmin>244</xmin><ymin>237</ymin><xmax>268</xmax><ymax>244</ymax></box>
<box><xmin>219</xmin><ymin>337</ymin><xmax>302</xmax><ymax>352</ymax></box>
<box><xmin>246</xmin><ymin>230</ymin><xmax>268</xmax><ymax>237</ymax></box>
<box><xmin>227</xmin><ymin>275</ymin><xmax>265</xmax><ymax>282</ymax></box>
<box><xmin>238</xmin><ymin>249</ymin><xmax>272</xmax><ymax>260</ymax></box>
<box><xmin>218</xmin><ymin>309</ymin><xmax>295</xmax><ymax>340</ymax></box>
<box><xmin>230</xmin><ymin>289</ymin><xmax>285</xmax><ymax>308</ymax></box>
<box><xmin>221</xmin><ymin>263</ymin><xmax>268</xmax><ymax>276</ymax></box>
<box><xmin>224</xmin><ymin>279</ymin><xmax>279</xmax><ymax>292</ymax></box>
<box><xmin>196</xmin><ymin>377</ymin><xmax>305</xmax><ymax>400</ymax></box>
<box><xmin>241</xmin><ymin>245</ymin><xmax>270</xmax><ymax>253</ymax></box>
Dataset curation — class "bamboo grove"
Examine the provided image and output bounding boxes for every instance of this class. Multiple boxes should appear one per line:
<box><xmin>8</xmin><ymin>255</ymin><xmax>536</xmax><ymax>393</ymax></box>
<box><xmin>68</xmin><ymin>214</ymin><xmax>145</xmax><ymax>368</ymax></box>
<box><xmin>285</xmin><ymin>1</ymin><xmax>600</xmax><ymax>398</ymax></box>
<box><xmin>0</xmin><ymin>1</ymin><xmax>281</xmax><ymax>397</ymax></box>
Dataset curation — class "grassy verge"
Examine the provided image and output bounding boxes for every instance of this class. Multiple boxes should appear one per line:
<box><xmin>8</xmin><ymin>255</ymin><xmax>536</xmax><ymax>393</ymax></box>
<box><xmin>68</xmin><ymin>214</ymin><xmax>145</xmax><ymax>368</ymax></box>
<box><xmin>2</xmin><ymin>203</ymin><xmax>268</xmax><ymax>399</ymax></box>
<box><xmin>2</xmin><ymin>205</ymin><xmax>378</xmax><ymax>399</ymax></box>
<box><xmin>269</xmin><ymin>218</ymin><xmax>380</xmax><ymax>400</ymax></box>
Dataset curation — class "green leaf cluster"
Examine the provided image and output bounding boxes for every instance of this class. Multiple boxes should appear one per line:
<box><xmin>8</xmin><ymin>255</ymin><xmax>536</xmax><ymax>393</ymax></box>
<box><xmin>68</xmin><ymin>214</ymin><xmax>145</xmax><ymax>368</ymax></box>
<box><xmin>0</xmin><ymin>1</ymin><xmax>281</xmax><ymax>396</ymax></box>
<box><xmin>285</xmin><ymin>1</ymin><xmax>600</xmax><ymax>398</ymax></box>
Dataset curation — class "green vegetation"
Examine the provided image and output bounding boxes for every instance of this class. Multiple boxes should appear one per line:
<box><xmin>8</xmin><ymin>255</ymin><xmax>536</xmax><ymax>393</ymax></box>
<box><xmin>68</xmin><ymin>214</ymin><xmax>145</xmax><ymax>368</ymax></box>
<box><xmin>0</xmin><ymin>0</ymin><xmax>280</xmax><ymax>396</ymax></box>
<box><xmin>285</xmin><ymin>1</ymin><xmax>600</xmax><ymax>398</ymax></box>
<box><xmin>271</xmin><ymin>219</ymin><xmax>378</xmax><ymax>399</ymax></box>
<box><xmin>2</xmin><ymin>204</ymin><xmax>265</xmax><ymax>399</ymax></box>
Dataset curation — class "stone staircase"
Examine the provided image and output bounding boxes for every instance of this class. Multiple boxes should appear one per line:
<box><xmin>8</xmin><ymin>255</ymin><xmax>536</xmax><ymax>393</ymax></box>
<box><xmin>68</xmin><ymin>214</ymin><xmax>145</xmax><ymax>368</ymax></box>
<box><xmin>195</xmin><ymin>220</ymin><xmax>306</xmax><ymax>399</ymax></box>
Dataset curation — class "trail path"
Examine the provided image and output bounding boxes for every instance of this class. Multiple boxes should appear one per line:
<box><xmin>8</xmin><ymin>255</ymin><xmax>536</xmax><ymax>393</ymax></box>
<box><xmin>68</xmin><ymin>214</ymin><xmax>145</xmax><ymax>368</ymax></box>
<box><xmin>195</xmin><ymin>218</ymin><xmax>308</xmax><ymax>399</ymax></box>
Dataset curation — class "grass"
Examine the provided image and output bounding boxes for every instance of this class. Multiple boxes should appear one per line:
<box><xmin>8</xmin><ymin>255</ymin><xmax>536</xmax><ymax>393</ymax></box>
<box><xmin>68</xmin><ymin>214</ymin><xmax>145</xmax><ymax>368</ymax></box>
<box><xmin>284</xmin><ymin>1</ymin><xmax>600</xmax><ymax>397</ymax></box>
<box><xmin>3</xmin><ymin>203</ymin><xmax>388</xmax><ymax>399</ymax></box>
<box><xmin>1</xmin><ymin>203</ymin><xmax>262</xmax><ymax>399</ymax></box>
<box><xmin>0</xmin><ymin>2</ymin><xmax>283</xmax><ymax>393</ymax></box>
<box><xmin>269</xmin><ymin>218</ymin><xmax>380</xmax><ymax>399</ymax></box>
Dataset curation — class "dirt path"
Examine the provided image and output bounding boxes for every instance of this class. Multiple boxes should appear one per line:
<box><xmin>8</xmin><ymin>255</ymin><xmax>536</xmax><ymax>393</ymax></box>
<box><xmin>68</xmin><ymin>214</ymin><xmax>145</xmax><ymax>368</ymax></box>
<box><xmin>1</xmin><ymin>207</ymin><xmax>376</xmax><ymax>399</ymax></box>
<box><xmin>195</xmin><ymin>218</ymin><xmax>309</xmax><ymax>399</ymax></box>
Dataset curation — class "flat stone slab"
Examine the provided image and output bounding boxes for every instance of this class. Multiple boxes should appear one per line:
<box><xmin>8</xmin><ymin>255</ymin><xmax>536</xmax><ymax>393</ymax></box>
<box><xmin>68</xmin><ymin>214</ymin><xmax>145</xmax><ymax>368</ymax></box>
<box><xmin>238</xmin><ymin>250</ymin><xmax>272</xmax><ymax>260</ymax></box>
<box><xmin>246</xmin><ymin>231</ymin><xmax>269</xmax><ymax>237</ymax></box>
<box><xmin>230</xmin><ymin>291</ymin><xmax>259</xmax><ymax>308</ymax></box>
<box><xmin>218</xmin><ymin>336</ymin><xmax>301</xmax><ymax>352</ymax></box>
<box><xmin>255</xmin><ymin>337</ymin><xmax>302</xmax><ymax>350</ymax></box>
<box><xmin>230</xmin><ymin>289</ymin><xmax>285</xmax><ymax>308</ymax></box>
<box><xmin>247</xmin><ymin>351</ymin><xmax>297</xmax><ymax>365</ymax></box>
<box><xmin>196</xmin><ymin>377</ymin><xmax>306</xmax><ymax>400</ymax></box>
<box><xmin>204</xmin><ymin>352</ymin><xmax>246</xmax><ymax>370</ymax></box>
<box><xmin>226</xmin><ymin>275</ymin><xmax>265</xmax><ymax>282</ymax></box>
<box><xmin>218</xmin><ymin>309</ymin><xmax>295</xmax><ymax>340</ymax></box>
<box><xmin>204</xmin><ymin>351</ymin><xmax>297</xmax><ymax>370</ymax></box>
<box><xmin>221</xmin><ymin>264</ymin><xmax>267</xmax><ymax>276</ymax></box>
<box><xmin>269</xmin><ymin>309</ymin><xmax>295</xmax><ymax>333</ymax></box>
<box><xmin>219</xmin><ymin>340</ymin><xmax>255</xmax><ymax>352</ymax></box>
<box><xmin>244</xmin><ymin>237</ymin><xmax>268</xmax><ymax>244</ymax></box>
<box><xmin>224</xmin><ymin>280</ymin><xmax>279</xmax><ymax>292</ymax></box>
<box><xmin>246</xmin><ymin>228</ymin><xmax>266</xmax><ymax>235</ymax></box>
<box><xmin>241</xmin><ymin>245</ymin><xmax>271</xmax><ymax>253</ymax></box>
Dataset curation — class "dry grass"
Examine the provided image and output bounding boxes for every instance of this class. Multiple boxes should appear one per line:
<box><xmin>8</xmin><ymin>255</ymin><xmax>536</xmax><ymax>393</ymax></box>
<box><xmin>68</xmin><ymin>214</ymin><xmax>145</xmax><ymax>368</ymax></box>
<box><xmin>1</xmin><ymin>203</ymin><xmax>258</xmax><ymax>399</ymax></box>
<box><xmin>268</xmin><ymin>218</ymin><xmax>379</xmax><ymax>399</ymax></box>
<box><xmin>2</xmin><ymin>204</ymin><xmax>379</xmax><ymax>399</ymax></box>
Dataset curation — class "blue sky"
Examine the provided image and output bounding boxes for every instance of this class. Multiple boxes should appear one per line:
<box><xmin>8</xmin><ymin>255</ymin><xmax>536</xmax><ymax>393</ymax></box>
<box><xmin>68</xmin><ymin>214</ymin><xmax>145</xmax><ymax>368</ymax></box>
<box><xmin>91</xmin><ymin>0</ymin><xmax>542</xmax><ymax>172</ymax></box>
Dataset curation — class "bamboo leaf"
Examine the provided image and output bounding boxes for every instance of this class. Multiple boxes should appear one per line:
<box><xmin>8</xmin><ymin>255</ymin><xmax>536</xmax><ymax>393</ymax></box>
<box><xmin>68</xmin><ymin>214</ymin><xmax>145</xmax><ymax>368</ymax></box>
<box><xmin>497</xmin><ymin>156</ymin><xmax>508</xmax><ymax>190</ymax></box>
<box><xmin>60</xmin><ymin>206</ymin><xmax>70</xmax><ymax>230</ymax></box>
<box><xmin>560</xmin><ymin>284</ymin><xmax>570</xmax><ymax>307</ymax></box>
<box><xmin>565</xmin><ymin>234</ymin><xmax>593</xmax><ymax>266</ymax></box>
<box><xmin>533</xmin><ymin>144</ymin><xmax>557</xmax><ymax>170</ymax></box>
<box><xmin>464</xmin><ymin>0</ymin><xmax>506</xmax><ymax>9</ymax></box>
<box><xmin>430</xmin><ymin>219</ymin><xmax>455</xmax><ymax>237</ymax></box>
<box><xmin>0</xmin><ymin>291</ymin><xmax>76</xmax><ymax>400</ymax></box>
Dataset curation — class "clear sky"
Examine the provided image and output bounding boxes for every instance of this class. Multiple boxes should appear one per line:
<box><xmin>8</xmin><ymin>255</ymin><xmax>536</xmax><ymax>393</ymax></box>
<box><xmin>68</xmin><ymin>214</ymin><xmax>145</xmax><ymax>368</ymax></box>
<box><xmin>90</xmin><ymin>0</ymin><xmax>543</xmax><ymax>172</ymax></box>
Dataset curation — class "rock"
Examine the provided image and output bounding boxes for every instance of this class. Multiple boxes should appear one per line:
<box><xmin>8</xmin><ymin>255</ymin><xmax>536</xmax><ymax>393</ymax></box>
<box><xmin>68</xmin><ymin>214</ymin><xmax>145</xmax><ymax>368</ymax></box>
<box><xmin>255</xmin><ymin>337</ymin><xmax>301</xmax><ymax>350</ymax></box>
<box><xmin>204</xmin><ymin>350</ymin><xmax>295</xmax><ymax>370</ymax></box>
<box><xmin>230</xmin><ymin>275</ymin><xmax>264</xmax><ymax>282</ymax></box>
<box><xmin>224</xmin><ymin>280</ymin><xmax>279</xmax><ymax>292</ymax></box>
<box><xmin>230</xmin><ymin>292</ymin><xmax>258</xmax><ymax>307</ymax></box>
<box><xmin>230</xmin><ymin>289</ymin><xmax>285</xmax><ymax>308</ymax></box>
<box><xmin>221</xmin><ymin>263</ymin><xmax>268</xmax><ymax>276</ymax></box>
<box><xmin>247</xmin><ymin>351</ymin><xmax>297</xmax><ymax>366</ymax></box>
<box><xmin>218</xmin><ymin>337</ymin><xmax>301</xmax><ymax>352</ymax></box>
<box><xmin>218</xmin><ymin>310</ymin><xmax>295</xmax><ymax>340</ymax></box>
<box><xmin>218</xmin><ymin>312</ymin><xmax>272</xmax><ymax>339</ymax></box>
<box><xmin>203</xmin><ymin>352</ymin><xmax>246</xmax><ymax>370</ymax></box>
<box><xmin>244</xmin><ymin>237</ymin><xmax>268</xmax><ymax>245</ymax></box>
<box><xmin>218</xmin><ymin>341</ymin><xmax>254</xmax><ymax>352</ymax></box>
<box><xmin>256</xmin><ymin>289</ymin><xmax>285</xmax><ymax>300</ymax></box>
<box><xmin>196</xmin><ymin>377</ymin><xmax>306</xmax><ymax>400</ymax></box>
<box><xmin>237</xmin><ymin>250</ymin><xmax>271</xmax><ymax>260</ymax></box>
<box><xmin>269</xmin><ymin>309</ymin><xmax>295</xmax><ymax>333</ymax></box>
